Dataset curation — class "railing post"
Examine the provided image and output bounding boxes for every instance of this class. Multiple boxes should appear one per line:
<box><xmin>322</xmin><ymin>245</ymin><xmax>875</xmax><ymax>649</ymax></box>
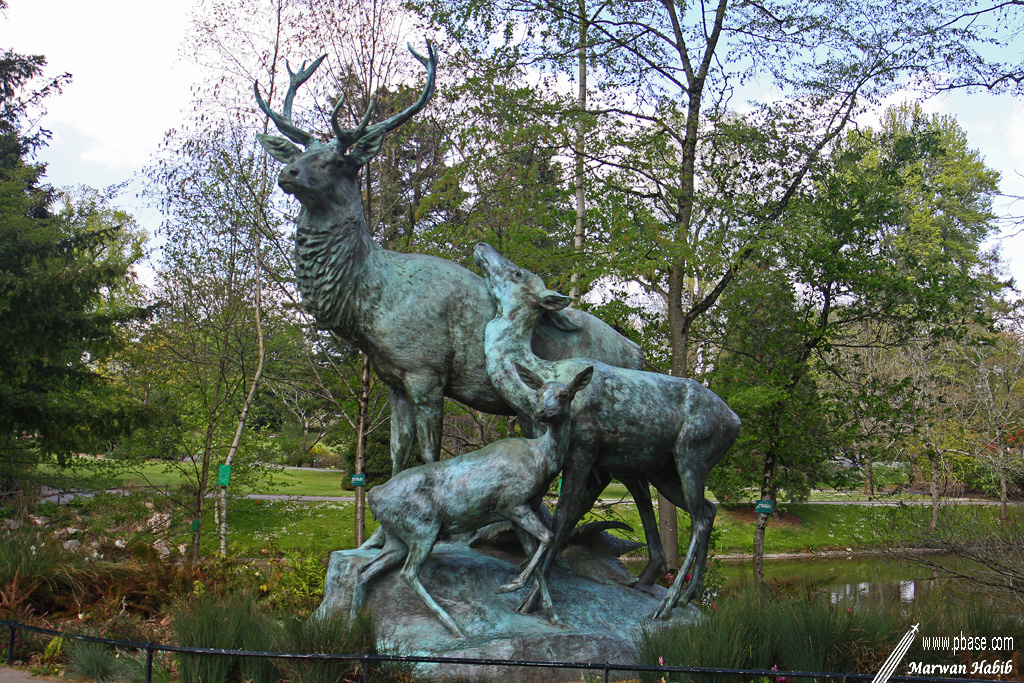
<box><xmin>361</xmin><ymin>656</ymin><xmax>370</xmax><ymax>683</ymax></box>
<box><xmin>6</xmin><ymin>623</ymin><xmax>15</xmax><ymax>665</ymax></box>
<box><xmin>603</xmin><ymin>661</ymin><xmax>609</xmax><ymax>683</ymax></box>
<box><xmin>145</xmin><ymin>642</ymin><xmax>154</xmax><ymax>683</ymax></box>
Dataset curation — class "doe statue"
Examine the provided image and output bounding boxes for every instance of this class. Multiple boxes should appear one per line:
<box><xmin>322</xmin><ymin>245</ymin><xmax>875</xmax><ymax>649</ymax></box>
<box><xmin>253</xmin><ymin>43</ymin><xmax>644</xmax><ymax>486</ymax></box>
<box><xmin>350</xmin><ymin>365</ymin><xmax>594</xmax><ymax>637</ymax></box>
<box><xmin>475</xmin><ymin>243</ymin><xmax>741</xmax><ymax>619</ymax></box>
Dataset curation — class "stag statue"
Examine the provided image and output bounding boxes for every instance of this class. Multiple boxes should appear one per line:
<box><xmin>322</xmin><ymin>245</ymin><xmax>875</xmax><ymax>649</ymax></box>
<box><xmin>253</xmin><ymin>43</ymin><xmax>644</xmax><ymax>489</ymax></box>
<box><xmin>476</xmin><ymin>243</ymin><xmax>741</xmax><ymax>619</ymax></box>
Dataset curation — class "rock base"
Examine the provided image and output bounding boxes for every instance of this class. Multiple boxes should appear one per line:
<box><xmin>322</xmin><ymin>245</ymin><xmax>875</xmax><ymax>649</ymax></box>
<box><xmin>315</xmin><ymin>544</ymin><xmax>701</xmax><ymax>682</ymax></box>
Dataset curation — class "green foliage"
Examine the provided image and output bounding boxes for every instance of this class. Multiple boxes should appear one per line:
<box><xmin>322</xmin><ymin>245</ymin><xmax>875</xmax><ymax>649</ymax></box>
<box><xmin>277</xmin><ymin>610</ymin><xmax>412</xmax><ymax>683</ymax></box>
<box><xmin>340</xmin><ymin>426</ymin><xmax>395</xmax><ymax>487</ymax></box>
<box><xmin>172</xmin><ymin>593</ymin><xmax>280</xmax><ymax>683</ymax></box>
<box><xmin>66</xmin><ymin>637</ymin><xmax>124</xmax><ymax>683</ymax></box>
<box><xmin>636</xmin><ymin>587</ymin><xmax>1022</xmax><ymax>682</ymax></box>
<box><xmin>634</xmin><ymin>586</ymin><xmax>774</xmax><ymax>683</ymax></box>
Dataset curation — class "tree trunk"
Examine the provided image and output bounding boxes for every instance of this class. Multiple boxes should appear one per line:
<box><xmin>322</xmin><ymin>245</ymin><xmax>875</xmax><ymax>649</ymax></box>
<box><xmin>569</xmin><ymin>0</ymin><xmax>587</xmax><ymax>301</ymax></box>
<box><xmin>657</xmin><ymin>491</ymin><xmax>679</xmax><ymax>572</ymax></box>
<box><xmin>998</xmin><ymin>452</ymin><xmax>1008</xmax><ymax>522</ymax></box>
<box><xmin>354</xmin><ymin>353</ymin><xmax>371</xmax><ymax>546</ymax></box>
<box><xmin>753</xmin><ymin>446</ymin><xmax>777</xmax><ymax>584</ymax></box>
<box><xmin>218</xmin><ymin>242</ymin><xmax>266</xmax><ymax>557</ymax></box>
<box><xmin>929</xmin><ymin>456</ymin><xmax>940</xmax><ymax>530</ymax></box>
<box><xmin>863</xmin><ymin>455</ymin><xmax>874</xmax><ymax>496</ymax></box>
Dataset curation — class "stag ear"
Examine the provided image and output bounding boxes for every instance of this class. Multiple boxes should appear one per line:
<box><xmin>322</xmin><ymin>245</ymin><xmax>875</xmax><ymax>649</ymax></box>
<box><xmin>515</xmin><ymin>362</ymin><xmax>545</xmax><ymax>391</ymax></box>
<box><xmin>540</xmin><ymin>289</ymin><xmax>571</xmax><ymax>312</ymax></box>
<box><xmin>347</xmin><ymin>130</ymin><xmax>387</xmax><ymax>167</ymax></box>
<box><xmin>570</xmin><ymin>366</ymin><xmax>594</xmax><ymax>395</ymax></box>
<box><xmin>257</xmin><ymin>133</ymin><xmax>302</xmax><ymax>164</ymax></box>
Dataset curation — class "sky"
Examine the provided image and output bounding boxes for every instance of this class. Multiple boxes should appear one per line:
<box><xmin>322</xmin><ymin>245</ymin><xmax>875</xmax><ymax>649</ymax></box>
<box><xmin>5</xmin><ymin>0</ymin><xmax>1024</xmax><ymax>287</ymax></box>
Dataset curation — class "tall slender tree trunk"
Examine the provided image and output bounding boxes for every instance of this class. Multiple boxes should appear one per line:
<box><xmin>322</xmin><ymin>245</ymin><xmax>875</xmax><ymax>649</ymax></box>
<box><xmin>929</xmin><ymin>456</ymin><xmax>940</xmax><ymax>530</ymax></box>
<box><xmin>569</xmin><ymin>0</ymin><xmax>587</xmax><ymax>301</ymax></box>
<box><xmin>864</xmin><ymin>456</ymin><xmax>874</xmax><ymax>496</ymax></box>
<box><xmin>354</xmin><ymin>353</ymin><xmax>371</xmax><ymax>545</ymax></box>
<box><xmin>753</xmin><ymin>445</ymin><xmax>777</xmax><ymax>584</ymax></box>
<box><xmin>997</xmin><ymin>452</ymin><xmax>1008</xmax><ymax>522</ymax></box>
<box><xmin>219</xmin><ymin>242</ymin><xmax>266</xmax><ymax>557</ymax></box>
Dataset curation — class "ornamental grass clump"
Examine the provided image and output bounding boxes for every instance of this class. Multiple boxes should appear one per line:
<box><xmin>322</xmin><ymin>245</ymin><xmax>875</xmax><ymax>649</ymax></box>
<box><xmin>633</xmin><ymin>586</ymin><xmax>773</xmax><ymax>683</ymax></box>
<box><xmin>172</xmin><ymin>592</ymin><xmax>281</xmax><ymax>683</ymax></box>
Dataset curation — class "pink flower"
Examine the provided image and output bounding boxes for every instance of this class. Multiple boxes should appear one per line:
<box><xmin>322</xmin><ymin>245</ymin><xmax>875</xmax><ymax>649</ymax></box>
<box><xmin>658</xmin><ymin>656</ymin><xmax>665</xmax><ymax>666</ymax></box>
<box><xmin>771</xmin><ymin>664</ymin><xmax>788</xmax><ymax>683</ymax></box>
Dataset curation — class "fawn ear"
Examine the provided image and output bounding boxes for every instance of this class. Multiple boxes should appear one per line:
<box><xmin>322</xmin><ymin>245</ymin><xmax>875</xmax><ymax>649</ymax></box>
<box><xmin>570</xmin><ymin>366</ymin><xmax>594</xmax><ymax>395</ymax></box>
<box><xmin>540</xmin><ymin>289</ymin><xmax>571</xmax><ymax>312</ymax></box>
<box><xmin>515</xmin><ymin>362</ymin><xmax>545</xmax><ymax>390</ymax></box>
<box><xmin>257</xmin><ymin>133</ymin><xmax>302</xmax><ymax>164</ymax></box>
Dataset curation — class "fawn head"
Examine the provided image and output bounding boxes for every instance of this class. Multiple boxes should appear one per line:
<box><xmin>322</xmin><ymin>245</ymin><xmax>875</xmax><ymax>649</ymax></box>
<box><xmin>515</xmin><ymin>363</ymin><xmax>593</xmax><ymax>423</ymax></box>
<box><xmin>254</xmin><ymin>42</ymin><xmax>437</xmax><ymax>213</ymax></box>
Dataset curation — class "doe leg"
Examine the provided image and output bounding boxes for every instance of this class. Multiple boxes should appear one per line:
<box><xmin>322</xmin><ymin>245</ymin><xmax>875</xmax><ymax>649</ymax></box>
<box><xmin>400</xmin><ymin>539</ymin><xmax>466</xmax><ymax>638</ymax></box>
<box><xmin>350</xmin><ymin>536</ymin><xmax>408</xmax><ymax>619</ymax></box>
<box><xmin>620</xmin><ymin>475</ymin><xmax>667</xmax><ymax>586</ymax></box>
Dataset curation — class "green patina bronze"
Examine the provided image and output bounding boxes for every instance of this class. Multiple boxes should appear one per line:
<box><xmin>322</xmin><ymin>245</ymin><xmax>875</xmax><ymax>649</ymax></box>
<box><xmin>253</xmin><ymin>42</ymin><xmax>644</xmax><ymax>489</ymax></box>
<box><xmin>351</xmin><ymin>366</ymin><xmax>593</xmax><ymax>637</ymax></box>
<box><xmin>475</xmin><ymin>243</ymin><xmax>741</xmax><ymax>620</ymax></box>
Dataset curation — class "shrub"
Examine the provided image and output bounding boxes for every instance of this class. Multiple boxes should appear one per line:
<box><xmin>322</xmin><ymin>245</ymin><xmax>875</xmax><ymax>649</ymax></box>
<box><xmin>340</xmin><ymin>428</ymin><xmax>402</xmax><ymax>488</ymax></box>
<box><xmin>277</xmin><ymin>610</ymin><xmax>413</xmax><ymax>683</ymax></box>
<box><xmin>66</xmin><ymin>636</ymin><xmax>124</xmax><ymax>682</ymax></box>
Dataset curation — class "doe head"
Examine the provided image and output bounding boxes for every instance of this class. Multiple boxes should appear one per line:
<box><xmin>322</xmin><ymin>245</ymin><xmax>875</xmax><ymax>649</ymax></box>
<box><xmin>254</xmin><ymin>42</ymin><xmax>437</xmax><ymax>211</ymax></box>
<box><xmin>515</xmin><ymin>362</ymin><xmax>593</xmax><ymax>423</ymax></box>
<box><xmin>474</xmin><ymin>243</ymin><xmax>570</xmax><ymax>318</ymax></box>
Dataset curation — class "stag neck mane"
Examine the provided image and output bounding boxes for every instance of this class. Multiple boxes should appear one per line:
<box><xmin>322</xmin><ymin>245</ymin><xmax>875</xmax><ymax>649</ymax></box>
<box><xmin>294</xmin><ymin>196</ymin><xmax>387</xmax><ymax>339</ymax></box>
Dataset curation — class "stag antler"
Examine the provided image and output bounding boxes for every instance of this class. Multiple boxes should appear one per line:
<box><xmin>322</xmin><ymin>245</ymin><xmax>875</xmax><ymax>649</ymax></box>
<box><xmin>332</xmin><ymin>41</ymin><xmax>438</xmax><ymax>153</ymax></box>
<box><xmin>254</xmin><ymin>55</ymin><xmax>327</xmax><ymax>147</ymax></box>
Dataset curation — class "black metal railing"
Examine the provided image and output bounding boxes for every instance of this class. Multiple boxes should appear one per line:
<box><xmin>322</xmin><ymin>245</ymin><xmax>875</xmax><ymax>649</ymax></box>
<box><xmin>1</xmin><ymin>618</ymin><xmax>1014</xmax><ymax>683</ymax></box>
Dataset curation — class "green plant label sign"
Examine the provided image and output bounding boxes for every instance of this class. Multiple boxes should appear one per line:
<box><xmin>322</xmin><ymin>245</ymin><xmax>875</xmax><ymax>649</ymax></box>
<box><xmin>191</xmin><ymin>519</ymin><xmax>200</xmax><ymax>532</ymax></box>
<box><xmin>351</xmin><ymin>473</ymin><xmax>366</xmax><ymax>487</ymax></box>
<box><xmin>755</xmin><ymin>499</ymin><xmax>774</xmax><ymax>514</ymax></box>
<box><xmin>217</xmin><ymin>464</ymin><xmax>231</xmax><ymax>486</ymax></box>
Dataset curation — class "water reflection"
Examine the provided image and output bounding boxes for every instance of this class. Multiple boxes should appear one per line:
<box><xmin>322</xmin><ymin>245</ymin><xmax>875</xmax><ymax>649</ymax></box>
<box><xmin>718</xmin><ymin>555</ymin><xmax>957</xmax><ymax>604</ymax></box>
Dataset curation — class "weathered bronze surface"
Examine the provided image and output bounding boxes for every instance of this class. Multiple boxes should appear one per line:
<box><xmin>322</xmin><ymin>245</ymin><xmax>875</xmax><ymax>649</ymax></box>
<box><xmin>476</xmin><ymin>243</ymin><xmax>740</xmax><ymax>619</ymax></box>
<box><xmin>254</xmin><ymin>44</ymin><xmax>643</xmax><ymax>485</ymax></box>
<box><xmin>351</xmin><ymin>366</ymin><xmax>593</xmax><ymax>637</ymax></box>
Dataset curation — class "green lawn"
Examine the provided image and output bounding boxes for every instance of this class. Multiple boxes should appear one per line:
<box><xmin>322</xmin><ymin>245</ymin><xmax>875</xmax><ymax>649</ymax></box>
<box><xmin>40</xmin><ymin>459</ymin><xmax>347</xmax><ymax>496</ymax></box>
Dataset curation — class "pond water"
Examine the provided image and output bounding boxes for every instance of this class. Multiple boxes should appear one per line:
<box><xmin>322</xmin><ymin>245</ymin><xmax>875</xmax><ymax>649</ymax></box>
<box><xmin>717</xmin><ymin>554</ymin><xmax>957</xmax><ymax>605</ymax></box>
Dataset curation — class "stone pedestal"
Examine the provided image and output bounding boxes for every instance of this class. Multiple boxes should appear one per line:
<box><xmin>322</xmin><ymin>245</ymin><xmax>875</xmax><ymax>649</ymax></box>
<box><xmin>315</xmin><ymin>544</ymin><xmax>701</xmax><ymax>682</ymax></box>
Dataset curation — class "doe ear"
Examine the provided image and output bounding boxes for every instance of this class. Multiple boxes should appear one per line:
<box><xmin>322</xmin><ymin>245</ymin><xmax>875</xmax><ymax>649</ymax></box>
<box><xmin>570</xmin><ymin>366</ymin><xmax>594</xmax><ymax>395</ymax></box>
<box><xmin>257</xmin><ymin>133</ymin><xmax>302</xmax><ymax>164</ymax></box>
<box><xmin>514</xmin><ymin>362</ymin><xmax>545</xmax><ymax>391</ymax></box>
<box><xmin>540</xmin><ymin>289</ymin><xmax>571</xmax><ymax>312</ymax></box>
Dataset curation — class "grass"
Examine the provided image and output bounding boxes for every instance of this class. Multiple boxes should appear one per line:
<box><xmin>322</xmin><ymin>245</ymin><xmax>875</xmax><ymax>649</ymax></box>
<box><xmin>37</xmin><ymin>459</ymin><xmax>347</xmax><ymax>497</ymax></box>
<box><xmin>192</xmin><ymin>499</ymin><xmax>378</xmax><ymax>556</ymax></box>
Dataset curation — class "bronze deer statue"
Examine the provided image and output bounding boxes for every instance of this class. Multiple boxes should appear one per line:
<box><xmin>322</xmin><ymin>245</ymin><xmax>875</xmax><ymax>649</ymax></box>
<box><xmin>352</xmin><ymin>365</ymin><xmax>593</xmax><ymax>637</ymax></box>
<box><xmin>253</xmin><ymin>44</ymin><xmax>645</xmax><ymax>504</ymax></box>
<box><xmin>477</xmin><ymin>243</ymin><xmax>741</xmax><ymax>619</ymax></box>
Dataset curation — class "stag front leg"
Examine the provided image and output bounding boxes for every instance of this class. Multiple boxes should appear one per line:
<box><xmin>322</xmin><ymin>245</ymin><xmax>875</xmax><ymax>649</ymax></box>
<box><xmin>620</xmin><ymin>475</ymin><xmax>668</xmax><ymax>586</ymax></box>
<box><xmin>406</xmin><ymin>375</ymin><xmax>445</xmax><ymax>463</ymax></box>
<box><xmin>388</xmin><ymin>387</ymin><xmax>416</xmax><ymax>475</ymax></box>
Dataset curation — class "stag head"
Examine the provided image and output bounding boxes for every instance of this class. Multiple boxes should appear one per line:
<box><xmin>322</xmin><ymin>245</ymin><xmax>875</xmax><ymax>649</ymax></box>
<box><xmin>254</xmin><ymin>42</ymin><xmax>437</xmax><ymax>210</ymax></box>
